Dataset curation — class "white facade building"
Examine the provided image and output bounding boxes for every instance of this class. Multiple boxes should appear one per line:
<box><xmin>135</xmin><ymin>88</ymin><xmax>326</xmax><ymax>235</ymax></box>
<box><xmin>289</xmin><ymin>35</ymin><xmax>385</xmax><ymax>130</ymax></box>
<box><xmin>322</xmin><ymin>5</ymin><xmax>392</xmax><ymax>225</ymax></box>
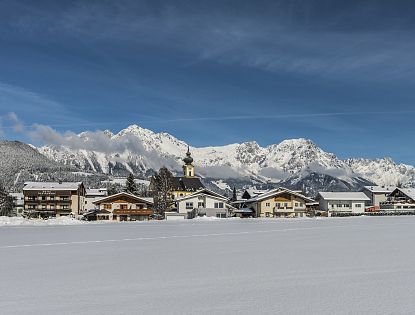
<box><xmin>85</xmin><ymin>188</ymin><xmax>108</xmax><ymax>212</ymax></box>
<box><xmin>175</xmin><ymin>189</ymin><xmax>233</xmax><ymax>219</ymax></box>
<box><xmin>318</xmin><ymin>192</ymin><xmax>370</xmax><ymax>216</ymax></box>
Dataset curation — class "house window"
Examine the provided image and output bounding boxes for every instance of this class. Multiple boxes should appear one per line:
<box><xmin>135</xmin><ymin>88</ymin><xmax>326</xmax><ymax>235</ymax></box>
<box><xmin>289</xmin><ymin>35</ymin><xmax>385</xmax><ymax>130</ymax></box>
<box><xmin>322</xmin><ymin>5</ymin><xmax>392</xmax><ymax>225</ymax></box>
<box><xmin>216</xmin><ymin>213</ymin><xmax>226</xmax><ymax>218</ymax></box>
<box><xmin>185</xmin><ymin>202</ymin><xmax>194</xmax><ymax>209</ymax></box>
<box><xmin>337</xmin><ymin>204</ymin><xmax>343</xmax><ymax>208</ymax></box>
<box><xmin>62</xmin><ymin>205</ymin><xmax>69</xmax><ymax>210</ymax></box>
<box><xmin>265</xmin><ymin>202</ymin><xmax>270</xmax><ymax>207</ymax></box>
<box><xmin>355</xmin><ymin>204</ymin><xmax>361</xmax><ymax>208</ymax></box>
<box><xmin>104</xmin><ymin>204</ymin><xmax>111</xmax><ymax>210</ymax></box>
<box><xmin>27</xmin><ymin>196</ymin><xmax>36</xmax><ymax>201</ymax></box>
<box><xmin>284</xmin><ymin>203</ymin><xmax>288</xmax><ymax>207</ymax></box>
<box><xmin>214</xmin><ymin>202</ymin><xmax>224</xmax><ymax>208</ymax></box>
<box><xmin>136</xmin><ymin>204</ymin><xmax>144</xmax><ymax>209</ymax></box>
<box><xmin>295</xmin><ymin>202</ymin><xmax>299</xmax><ymax>207</ymax></box>
<box><xmin>198</xmin><ymin>202</ymin><xmax>205</xmax><ymax>208</ymax></box>
<box><xmin>50</xmin><ymin>196</ymin><xmax>55</xmax><ymax>201</ymax></box>
<box><xmin>120</xmin><ymin>204</ymin><xmax>128</xmax><ymax>210</ymax></box>
<box><xmin>344</xmin><ymin>204</ymin><xmax>350</xmax><ymax>208</ymax></box>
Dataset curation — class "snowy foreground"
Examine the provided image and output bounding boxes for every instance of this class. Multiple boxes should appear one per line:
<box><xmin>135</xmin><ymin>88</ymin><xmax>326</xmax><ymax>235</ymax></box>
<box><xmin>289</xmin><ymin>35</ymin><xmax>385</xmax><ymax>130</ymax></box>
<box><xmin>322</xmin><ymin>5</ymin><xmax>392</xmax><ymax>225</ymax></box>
<box><xmin>1</xmin><ymin>217</ymin><xmax>415</xmax><ymax>314</ymax></box>
<box><xmin>0</xmin><ymin>216</ymin><xmax>87</xmax><ymax>226</ymax></box>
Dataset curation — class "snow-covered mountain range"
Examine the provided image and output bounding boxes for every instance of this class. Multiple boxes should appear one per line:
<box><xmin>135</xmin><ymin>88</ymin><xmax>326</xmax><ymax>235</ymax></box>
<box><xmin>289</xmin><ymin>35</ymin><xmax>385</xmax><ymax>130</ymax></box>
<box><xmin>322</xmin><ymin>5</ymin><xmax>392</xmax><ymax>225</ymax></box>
<box><xmin>32</xmin><ymin>124</ymin><xmax>415</xmax><ymax>195</ymax></box>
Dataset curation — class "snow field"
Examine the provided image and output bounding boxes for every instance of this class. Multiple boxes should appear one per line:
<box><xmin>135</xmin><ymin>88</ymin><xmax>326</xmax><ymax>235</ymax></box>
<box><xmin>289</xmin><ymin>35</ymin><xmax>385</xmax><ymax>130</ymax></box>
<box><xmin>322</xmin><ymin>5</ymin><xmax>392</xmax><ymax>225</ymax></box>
<box><xmin>1</xmin><ymin>216</ymin><xmax>415</xmax><ymax>314</ymax></box>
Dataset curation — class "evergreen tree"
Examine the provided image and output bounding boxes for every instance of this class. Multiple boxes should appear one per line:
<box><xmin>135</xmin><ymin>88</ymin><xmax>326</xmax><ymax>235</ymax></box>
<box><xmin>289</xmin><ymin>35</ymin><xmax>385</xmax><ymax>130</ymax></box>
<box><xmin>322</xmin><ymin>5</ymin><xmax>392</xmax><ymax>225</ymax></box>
<box><xmin>231</xmin><ymin>186</ymin><xmax>237</xmax><ymax>202</ymax></box>
<box><xmin>150</xmin><ymin>167</ymin><xmax>173</xmax><ymax>215</ymax></box>
<box><xmin>107</xmin><ymin>183</ymin><xmax>122</xmax><ymax>196</ymax></box>
<box><xmin>0</xmin><ymin>183</ymin><xmax>13</xmax><ymax>216</ymax></box>
<box><xmin>124</xmin><ymin>173</ymin><xmax>138</xmax><ymax>195</ymax></box>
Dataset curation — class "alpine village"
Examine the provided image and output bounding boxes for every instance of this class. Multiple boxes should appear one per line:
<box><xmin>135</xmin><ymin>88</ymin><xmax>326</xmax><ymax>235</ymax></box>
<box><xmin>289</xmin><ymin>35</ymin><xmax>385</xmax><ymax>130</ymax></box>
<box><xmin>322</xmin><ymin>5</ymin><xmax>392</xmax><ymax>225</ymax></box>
<box><xmin>1</xmin><ymin>147</ymin><xmax>414</xmax><ymax>222</ymax></box>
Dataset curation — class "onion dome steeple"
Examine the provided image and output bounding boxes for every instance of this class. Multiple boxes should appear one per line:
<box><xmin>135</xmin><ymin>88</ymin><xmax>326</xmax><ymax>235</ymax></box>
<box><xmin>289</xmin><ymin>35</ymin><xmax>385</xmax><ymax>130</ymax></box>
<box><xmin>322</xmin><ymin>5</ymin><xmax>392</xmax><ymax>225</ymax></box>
<box><xmin>183</xmin><ymin>146</ymin><xmax>194</xmax><ymax>165</ymax></box>
<box><xmin>182</xmin><ymin>146</ymin><xmax>195</xmax><ymax>177</ymax></box>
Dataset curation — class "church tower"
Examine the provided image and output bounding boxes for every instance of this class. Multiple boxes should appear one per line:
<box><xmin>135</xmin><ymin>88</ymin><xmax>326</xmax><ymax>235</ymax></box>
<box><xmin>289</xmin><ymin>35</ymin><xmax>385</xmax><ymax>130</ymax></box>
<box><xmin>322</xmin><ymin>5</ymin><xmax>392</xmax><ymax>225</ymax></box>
<box><xmin>182</xmin><ymin>146</ymin><xmax>195</xmax><ymax>178</ymax></box>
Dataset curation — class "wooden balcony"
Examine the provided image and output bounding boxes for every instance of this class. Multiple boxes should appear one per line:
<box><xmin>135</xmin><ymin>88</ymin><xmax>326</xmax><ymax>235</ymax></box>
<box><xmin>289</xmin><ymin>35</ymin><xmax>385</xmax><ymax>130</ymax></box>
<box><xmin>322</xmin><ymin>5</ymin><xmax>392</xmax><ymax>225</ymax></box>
<box><xmin>113</xmin><ymin>209</ymin><xmax>153</xmax><ymax>216</ymax></box>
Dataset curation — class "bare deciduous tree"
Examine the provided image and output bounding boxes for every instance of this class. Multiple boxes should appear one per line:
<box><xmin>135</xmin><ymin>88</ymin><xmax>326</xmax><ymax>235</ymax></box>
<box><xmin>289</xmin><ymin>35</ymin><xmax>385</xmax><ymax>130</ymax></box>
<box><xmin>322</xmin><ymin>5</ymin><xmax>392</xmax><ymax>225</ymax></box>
<box><xmin>150</xmin><ymin>167</ymin><xmax>173</xmax><ymax>215</ymax></box>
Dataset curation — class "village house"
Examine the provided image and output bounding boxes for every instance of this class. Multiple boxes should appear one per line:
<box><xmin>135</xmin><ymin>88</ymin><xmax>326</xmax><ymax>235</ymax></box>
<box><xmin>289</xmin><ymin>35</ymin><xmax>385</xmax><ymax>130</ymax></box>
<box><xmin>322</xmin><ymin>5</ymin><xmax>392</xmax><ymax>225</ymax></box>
<box><xmin>244</xmin><ymin>188</ymin><xmax>315</xmax><ymax>218</ymax></box>
<box><xmin>361</xmin><ymin>185</ymin><xmax>396</xmax><ymax>210</ymax></box>
<box><xmin>23</xmin><ymin>181</ymin><xmax>86</xmax><ymax>218</ymax></box>
<box><xmin>84</xmin><ymin>188</ymin><xmax>108</xmax><ymax>212</ymax></box>
<box><xmin>379</xmin><ymin>187</ymin><xmax>415</xmax><ymax>213</ymax></box>
<box><xmin>92</xmin><ymin>192</ymin><xmax>153</xmax><ymax>221</ymax></box>
<box><xmin>173</xmin><ymin>188</ymin><xmax>234</xmax><ymax>219</ymax></box>
<box><xmin>317</xmin><ymin>192</ymin><xmax>370</xmax><ymax>216</ymax></box>
<box><xmin>172</xmin><ymin>147</ymin><xmax>205</xmax><ymax>200</ymax></box>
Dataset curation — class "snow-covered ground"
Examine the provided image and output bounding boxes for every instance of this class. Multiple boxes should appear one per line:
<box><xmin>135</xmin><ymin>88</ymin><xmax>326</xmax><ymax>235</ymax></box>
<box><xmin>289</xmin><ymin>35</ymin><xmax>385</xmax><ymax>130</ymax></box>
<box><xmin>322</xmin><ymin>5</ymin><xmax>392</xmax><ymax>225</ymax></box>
<box><xmin>0</xmin><ymin>216</ymin><xmax>87</xmax><ymax>226</ymax></box>
<box><xmin>1</xmin><ymin>217</ymin><xmax>415</xmax><ymax>314</ymax></box>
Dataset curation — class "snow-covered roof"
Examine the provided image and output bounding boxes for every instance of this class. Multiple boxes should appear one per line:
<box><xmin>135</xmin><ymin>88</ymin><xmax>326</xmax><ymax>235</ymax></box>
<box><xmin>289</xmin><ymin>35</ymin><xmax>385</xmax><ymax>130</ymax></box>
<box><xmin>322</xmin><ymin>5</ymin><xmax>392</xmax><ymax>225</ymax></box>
<box><xmin>141</xmin><ymin>197</ymin><xmax>154</xmax><ymax>204</ymax></box>
<box><xmin>234</xmin><ymin>208</ymin><xmax>254</xmax><ymax>213</ymax></box>
<box><xmin>86</xmin><ymin>188</ymin><xmax>108</xmax><ymax>197</ymax></box>
<box><xmin>318</xmin><ymin>192</ymin><xmax>370</xmax><ymax>201</ymax></box>
<box><xmin>391</xmin><ymin>188</ymin><xmax>415</xmax><ymax>201</ymax></box>
<box><xmin>248</xmin><ymin>187</ymin><xmax>315</xmax><ymax>203</ymax></box>
<box><xmin>242</xmin><ymin>188</ymin><xmax>268</xmax><ymax>199</ymax></box>
<box><xmin>9</xmin><ymin>192</ymin><xmax>24</xmax><ymax>198</ymax></box>
<box><xmin>175</xmin><ymin>188</ymin><xmax>229</xmax><ymax>202</ymax></box>
<box><xmin>93</xmin><ymin>192</ymin><xmax>153</xmax><ymax>205</ymax></box>
<box><xmin>362</xmin><ymin>186</ymin><xmax>396</xmax><ymax>193</ymax></box>
<box><xmin>23</xmin><ymin>182</ymin><xmax>83</xmax><ymax>191</ymax></box>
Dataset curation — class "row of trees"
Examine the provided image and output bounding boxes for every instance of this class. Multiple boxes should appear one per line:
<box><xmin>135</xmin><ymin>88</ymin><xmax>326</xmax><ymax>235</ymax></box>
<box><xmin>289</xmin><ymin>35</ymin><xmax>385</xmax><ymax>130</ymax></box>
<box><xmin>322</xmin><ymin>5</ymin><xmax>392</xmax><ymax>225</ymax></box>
<box><xmin>0</xmin><ymin>183</ymin><xmax>13</xmax><ymax>216</ymax></box>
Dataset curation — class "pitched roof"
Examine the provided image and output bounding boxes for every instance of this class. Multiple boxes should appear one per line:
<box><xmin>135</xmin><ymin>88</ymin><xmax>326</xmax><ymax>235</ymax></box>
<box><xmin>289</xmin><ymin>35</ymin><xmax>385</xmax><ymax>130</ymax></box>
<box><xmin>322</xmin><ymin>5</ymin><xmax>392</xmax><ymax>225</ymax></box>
<box><xmin>23</xmin><ymin>181</ymin><xmax>83</xmax><ymax>191</ymax></box>
<box><xmin>175</xmin><ymin>188</ymin><xmax>229</xmax><ymax>202</ymax></box>
<box><xmin>172</xmin><ymin>177</ymin><xmax>205</xmax><ymax>192</ymax></box>
<box><xmin>362</xmin><ymin>186</ymin><xmax>396</xmax><ymax>193</ymax></box>
<box><xmin>93</xmin><ymin>192</ymin><xmax>154</xmax><ymax>205</ymax></box>
<box><xmin>247</xmin><ymin>187</ymin><xmax>315</xmax><ymax>203</ymax></box>
<box><xmin>241</xmin><ymin>188</ymin><xmax>268</xmax><ymax>199</ymax></box>
<box><xmin>389</xmin><ymin>188</ymin><xmax>415</xmax><ymax>201</ymax></box>
<box><xmin>86</xmin><ymin>188</ymin><xmax>108</xmax><ymax>197</ymax></box>
<box><xmin>318</xmin><ymin>192</ymin><xmax>370</xmax><ymax>201</ymax></box>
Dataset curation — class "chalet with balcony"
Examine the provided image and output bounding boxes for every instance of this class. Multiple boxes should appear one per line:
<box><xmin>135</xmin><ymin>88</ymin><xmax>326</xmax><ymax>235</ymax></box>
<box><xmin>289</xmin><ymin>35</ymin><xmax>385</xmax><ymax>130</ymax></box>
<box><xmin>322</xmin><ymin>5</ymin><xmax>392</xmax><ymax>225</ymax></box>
<box><xmin>23</xmin><ymin>181</ymin><xmax>86</xmax><ymax>218</ymax></box>
<box><xmin>379</xmin><ymin>188</ymin><xmax>415</xmax><ymax>212</ymax></box>
<box><xmin>244</xmin><ymin>188</ymin><xmax>315</xmax><ymax>218</ymax></box>
<box><xmin>93</xmin><ymin>192</ymin><xmax>153</xmax><ymax>221</ymax></box>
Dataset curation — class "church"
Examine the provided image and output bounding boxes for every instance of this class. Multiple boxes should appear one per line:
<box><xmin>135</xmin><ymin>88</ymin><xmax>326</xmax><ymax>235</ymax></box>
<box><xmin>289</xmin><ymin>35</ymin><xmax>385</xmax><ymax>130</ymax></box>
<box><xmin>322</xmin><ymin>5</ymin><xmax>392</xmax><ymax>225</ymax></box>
<box><xmin>172</xmin><ymin>147</ymin><xmax>205</xmax><ymax>200</ymax></box>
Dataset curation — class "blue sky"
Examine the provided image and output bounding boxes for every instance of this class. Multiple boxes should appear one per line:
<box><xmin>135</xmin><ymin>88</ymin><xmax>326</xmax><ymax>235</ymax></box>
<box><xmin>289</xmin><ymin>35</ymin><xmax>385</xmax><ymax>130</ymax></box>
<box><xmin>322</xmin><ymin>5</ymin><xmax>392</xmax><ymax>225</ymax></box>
<box><xmin>0</xmin><ymin>0</ymin><xmax>415</xmax><ymax>163</ymax></box>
